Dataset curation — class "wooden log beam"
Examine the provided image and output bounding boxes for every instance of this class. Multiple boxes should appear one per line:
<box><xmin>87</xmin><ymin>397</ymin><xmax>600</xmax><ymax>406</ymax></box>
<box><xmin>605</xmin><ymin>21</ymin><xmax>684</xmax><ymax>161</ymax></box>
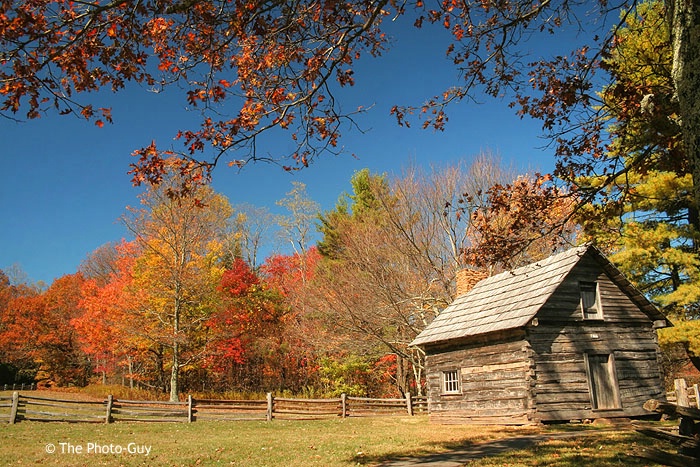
<box><xmin>636</xmin><ymin>447</ymin><xmax>699</xmax><ymax>467</ymax></box>
<box><xmin>10</xmin><ymin>392</ymin><xmax>18</xmax><ymax>424</ymax></box>
<box><xmin>105</xmin><ymin>395</ymin><xmax>113</xmax><ymax>424</ymax></box>
<box><xmin>635</xmin><ymin>427</ymin><xmax>700</xmax><ymax>449</ymax></box>
<box><xmin>644</xmin><ymin>399</ymin><xmax>700</xmax><ymax>419</ymax></box>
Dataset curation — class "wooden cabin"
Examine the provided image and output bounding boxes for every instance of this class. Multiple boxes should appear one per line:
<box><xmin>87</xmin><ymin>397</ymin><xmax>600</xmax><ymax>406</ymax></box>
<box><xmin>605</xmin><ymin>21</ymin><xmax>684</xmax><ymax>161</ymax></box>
<box><xmin>411</xmin><ymin>245</ymin><xmax>670</xmax><ymax>424</ymax></box>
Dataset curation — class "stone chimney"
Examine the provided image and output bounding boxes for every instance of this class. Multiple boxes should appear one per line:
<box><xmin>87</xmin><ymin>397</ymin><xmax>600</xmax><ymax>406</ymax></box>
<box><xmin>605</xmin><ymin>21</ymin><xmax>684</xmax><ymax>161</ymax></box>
<box><xmin>455</xmin><ymin>268</ymin><xmax>488</xmax><ymax>297</ymax></box>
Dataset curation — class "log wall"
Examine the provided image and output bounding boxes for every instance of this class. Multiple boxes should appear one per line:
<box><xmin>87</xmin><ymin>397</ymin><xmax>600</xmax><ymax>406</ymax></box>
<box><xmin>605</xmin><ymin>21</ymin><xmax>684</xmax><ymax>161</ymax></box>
<box><xmin>422</xmin><ymin>252</ymin><xmax>665</xmax><ymax>424</ymax></box>
<box><xmin>424</xmin><ymin>331</ymin><xmax>535</xmax><ymax>424</ymax></box>
<box><xmin>529</xmin><ymin>255</ymin><xmax>665</xmax><ymax>421</ymax></box>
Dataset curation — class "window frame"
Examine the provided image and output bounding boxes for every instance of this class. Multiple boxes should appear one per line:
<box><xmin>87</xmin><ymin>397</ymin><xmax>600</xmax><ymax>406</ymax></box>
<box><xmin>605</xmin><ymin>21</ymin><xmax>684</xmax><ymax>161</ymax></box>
<box><xmin>579</xmin><ymin>281</ymin><xmax>604</xmax><ymax>320</ymax></box>
<box><xmin>442</xmin><ymin>369</ymin><xmax>460</xmax><ymax>395</ymax></box>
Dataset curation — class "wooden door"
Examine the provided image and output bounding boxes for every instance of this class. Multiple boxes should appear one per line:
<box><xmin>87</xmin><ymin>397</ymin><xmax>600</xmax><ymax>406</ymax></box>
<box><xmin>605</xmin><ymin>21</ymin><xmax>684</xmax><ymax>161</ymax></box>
<box><xmin>586</xmin><ymin>354</ymin><xmax>621</xmax><ymax>410</ymax></box>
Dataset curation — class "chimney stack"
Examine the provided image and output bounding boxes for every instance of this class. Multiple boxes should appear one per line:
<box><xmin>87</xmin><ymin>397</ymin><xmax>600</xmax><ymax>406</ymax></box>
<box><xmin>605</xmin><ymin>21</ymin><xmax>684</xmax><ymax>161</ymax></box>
<box><xmin>455</xmin><ymin>269</ymin><xmax>488</xmax><ymax>296</ymax></box>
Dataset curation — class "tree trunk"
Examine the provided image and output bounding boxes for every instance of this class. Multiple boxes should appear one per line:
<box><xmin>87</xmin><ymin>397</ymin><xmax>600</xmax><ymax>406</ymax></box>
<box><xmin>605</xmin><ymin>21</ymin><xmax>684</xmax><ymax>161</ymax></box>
<box><xmin>127</xmin><ymin>355</ymin><xmax>134</xmax><ymax>390</ymax></box>
<box><xmin>170</xmin><ymin>341</ymin><xmax>179</xmax><ymax>402</ymax></box>
<box><xmin>169</xmin><ymin>287</ymin><xmax>182</xmax><ymax>402</ymax></box>
<box><xmin>670</xmin><ymin>0</ymin><xmax>700</xmax><ymax>234</ymax></box>
<box><xmin>412</xmin><ymin>363</ymin><xmax>424</xmax><ymax>397</ymax></box>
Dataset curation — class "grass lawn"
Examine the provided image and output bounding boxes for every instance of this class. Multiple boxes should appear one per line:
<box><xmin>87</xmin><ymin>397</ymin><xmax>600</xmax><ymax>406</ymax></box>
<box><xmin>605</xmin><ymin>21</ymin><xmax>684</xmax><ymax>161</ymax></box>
<box><xmin>0</xmin><ymin>415</ymin><xmax>668</xmax><ymax>466</ymax></box>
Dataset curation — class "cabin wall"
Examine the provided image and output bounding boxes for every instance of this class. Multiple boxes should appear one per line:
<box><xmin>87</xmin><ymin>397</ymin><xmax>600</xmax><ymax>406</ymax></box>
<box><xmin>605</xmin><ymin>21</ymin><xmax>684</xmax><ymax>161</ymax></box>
<box><xmin>530</xmin><ymin>254</ymin><xmax>666</xmax><ymax>421</ymax></box>
<box><xmin>424</xmin><ymin>331</ymin><xmax>535</xmax><ymax>424</ymax></box>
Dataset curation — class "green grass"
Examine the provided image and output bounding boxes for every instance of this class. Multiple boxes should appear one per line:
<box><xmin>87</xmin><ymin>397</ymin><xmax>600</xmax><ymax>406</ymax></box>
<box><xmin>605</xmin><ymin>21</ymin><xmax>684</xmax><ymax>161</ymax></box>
<box><xmin>463</xmin><ymin>430</ymin><xmax>662</xmax><ymax>466</ymax></box>
<box><xmin>0</xmin><ymin>416</ymin><xmax>669</xmax><ymax>466</ymax></box>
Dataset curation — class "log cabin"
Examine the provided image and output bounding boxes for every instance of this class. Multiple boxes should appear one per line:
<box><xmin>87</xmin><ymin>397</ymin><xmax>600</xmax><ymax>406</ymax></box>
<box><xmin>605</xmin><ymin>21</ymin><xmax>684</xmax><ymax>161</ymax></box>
<box><xmin>411</xmin><ymin>245</ymin><xmax>670</xmax><ymax>424</ymax></box>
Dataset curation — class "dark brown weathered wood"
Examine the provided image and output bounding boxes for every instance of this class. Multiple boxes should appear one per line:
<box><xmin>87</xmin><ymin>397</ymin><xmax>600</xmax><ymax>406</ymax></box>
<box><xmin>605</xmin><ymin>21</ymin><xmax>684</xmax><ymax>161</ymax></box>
<box><xmin>639</xmin><ymin>396</ymin><xmax>700</xmax><ymax>464</ymax></box>
<box><xmin>194</xmin><ymin>403</ymin><xmax>266</xmax><ymax>410</ymax></box>
<box><xmin>113</xmin><ymin>398</ymin><xmax>187</xmax><ymax>405</ymax></box>
<box><xmin>644</xmin><ymin>399</ymin><xmax>700</xmax><ymax>420</ymax></box>
<box><xmin>272</xmin><ymin>409</ymin><xmax>340</xmax><ymax>415</ymax></box>
<box><xmin>194</xmin><ymin>414</ymin><xmax>267</xmax><ymax>421</ymax></box>
<box><xmin>21</xmin><ymin>394</ymin><xmax>104</xmax><ymax>405</ymax></box>
<box><xmin>424</xmin><ymin>333</ymin><xmax>534</xmax><ymax>424</ymax></box>
<box><xmin>634</xmin><ymin>426</ymin><xmax>698</xmax><ymax>448</ymax></box>
<box><xmin>636</xmin><ymin>447</ymin><xmax>699</xmax><ymax>467</ymax></box>
<box><xmin>19</xmin><ymin>399</ymin><xmax>104</xmax><ymax>412</ymax></box>
<box><xmin>3</xmin><ymin>393</ymin><xmax>426</xmax><ymax>423</ymax></box>
<box><xmin>413</xmin><ymin>246</ymin><xmax>668</xmax><ymax>424</ymax></box>
<box><xmin>273</xmin><ymin>397</ymin><xmax>341</xmax><ymax>403</ymax></box>
<box><xmin>21</xmin><ymin>409</ymin><xmax>105</xmax><ymax>421</ymax></box>
<box><xmin>194</xmin><ymin>399</ymin><xmax>267</xmax><ymax>407</ymax></box>
<box><xmin>109</xmin><ymin>417</ymin><xmax>187</xmax><ymax>423</ymax></box>
<box><xmin>111</xmin><ymin>409</ymin><xmax>188</xmax><ymax>417</ymax></box>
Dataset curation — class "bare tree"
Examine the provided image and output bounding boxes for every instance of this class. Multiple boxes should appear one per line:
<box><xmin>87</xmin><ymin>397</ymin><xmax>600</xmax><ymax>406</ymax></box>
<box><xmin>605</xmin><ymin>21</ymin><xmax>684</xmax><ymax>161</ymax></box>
<box><xmin>313</xmin><ymin>154</ymin><xmax>515</xmax><ymax>395</ymax></box>
<box><xmin>78</xmin><ymin>242</ymin><xmax>121</xmax><ymax>286</ymax></box>
<box><xmin>276</xmin><ymin>181</ymin><xmax>321</xmax><ymax>256</ymax></box>
<box><xmin>224</xmin><ymin>203</ymin><xmax>276</xmax><ymax>271</ymax></box>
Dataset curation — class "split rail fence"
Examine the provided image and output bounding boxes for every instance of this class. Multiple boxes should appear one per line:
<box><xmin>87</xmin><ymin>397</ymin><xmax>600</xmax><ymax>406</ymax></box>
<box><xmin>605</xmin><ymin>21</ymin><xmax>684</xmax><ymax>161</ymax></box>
<box><xmin>0</xmin><ymin>392</ymin><xmax>427</xmax><ymax>424</ymax></box>
<box><xmin>635</xmin><ymin>378</ymin><xmax>700</xmax><ymax>466</ymax></box>
<box><xmin>1</xmin><ymin>383</ymin><xmax>36</xmax><ymax>391</ymax></box>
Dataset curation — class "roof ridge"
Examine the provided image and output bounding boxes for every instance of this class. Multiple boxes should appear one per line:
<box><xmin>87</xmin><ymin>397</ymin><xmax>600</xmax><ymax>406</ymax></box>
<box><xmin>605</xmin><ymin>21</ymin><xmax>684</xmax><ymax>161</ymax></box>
<box><xmin>410</xmin><ymin>245</ymin><xmax>592</xmax><ymax>347</ymax></box>
<box><xmin>480</xmin><ymin>245</ymin><xmax>588</xmax><ymax>284</ymax></box>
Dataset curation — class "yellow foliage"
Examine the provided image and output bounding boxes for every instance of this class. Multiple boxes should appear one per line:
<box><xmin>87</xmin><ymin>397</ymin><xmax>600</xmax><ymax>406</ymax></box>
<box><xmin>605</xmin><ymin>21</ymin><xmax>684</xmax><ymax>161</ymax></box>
<box><xmin>659</xmin><ymin>319</ymin><xmax>700</xmax><ymax>356</ymax></box>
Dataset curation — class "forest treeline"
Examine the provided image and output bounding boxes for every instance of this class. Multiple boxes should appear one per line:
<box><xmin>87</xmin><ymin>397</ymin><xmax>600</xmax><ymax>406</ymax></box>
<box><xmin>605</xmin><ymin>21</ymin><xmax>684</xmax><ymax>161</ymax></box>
<box><xmin>0</xmin><ymin>154</ymin><xmax>576</xmax><ymax>400</ymax></box>
<box><xmin>1</xmin><ymin>1</ymin><xmax>699</xmax><ymax>400</ymax></box>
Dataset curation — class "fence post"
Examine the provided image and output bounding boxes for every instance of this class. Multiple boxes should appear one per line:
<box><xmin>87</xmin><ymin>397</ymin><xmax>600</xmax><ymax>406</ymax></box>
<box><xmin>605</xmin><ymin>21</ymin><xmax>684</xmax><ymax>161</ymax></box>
<box><xmin>266</xmin><ymin>393</ymin><xmax>273</xmax><ymax>422</ymax></box>
<box><xmin>9</xmin><ymin>391</ymin><xmax>19</xmax><ymax>424</ymax></box>
<box><xmin>105</xmin><ymin>395</ymin><xmax>113</xmax><ymax>424</ymax></box>
<box><xmin>675</xmin><ymin>378</ymin><xmax>689</xmax><ymax>407</ymax></box>
<box><xmin>341</xmin><ymin>393</ymin><xmax>347</xmax><ymax>418</ymax></box>
<box><xmin>187</xmin><ymin>395</ymin><xmax>194</xmax><ymax>422</ymax></box>
<box><xmin>406</xmin><ymin>394</ymin><xmax>413</xmax><ymax>416</ymax></box>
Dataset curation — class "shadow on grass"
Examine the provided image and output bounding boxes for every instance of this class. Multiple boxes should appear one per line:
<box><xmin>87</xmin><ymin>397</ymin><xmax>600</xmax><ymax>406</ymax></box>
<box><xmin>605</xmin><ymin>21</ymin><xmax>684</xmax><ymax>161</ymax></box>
<box><xmin>353</xmin><ymin>429</ymin><xmax>662</xmax><ymax>466</ymax></box>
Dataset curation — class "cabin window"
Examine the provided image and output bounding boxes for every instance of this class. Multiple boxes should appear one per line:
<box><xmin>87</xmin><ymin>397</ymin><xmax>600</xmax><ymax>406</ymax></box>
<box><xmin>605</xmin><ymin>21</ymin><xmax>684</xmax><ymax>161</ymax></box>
<box><xmin>585</xmin><ymin>354</ymin><xmax>621</xmax><ymax>410</ymax></box>
<box><xmin>580</xmin><ymin>281</ymin><xmax>603</xmax><ymax>320</ymax></box>
<box><xmin>442</xmin><ymin>370</ymin><xmax>460</xmax><ymax>394</ymax></box>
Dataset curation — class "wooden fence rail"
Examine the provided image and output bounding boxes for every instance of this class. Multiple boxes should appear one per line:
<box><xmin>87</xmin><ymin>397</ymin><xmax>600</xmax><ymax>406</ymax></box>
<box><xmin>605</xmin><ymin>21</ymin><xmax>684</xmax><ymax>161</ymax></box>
<box><xmin>0</xmin><ymin>392</ymin><xmax>428</xmax><ymax>424</ymax></box>
<box><xmin>665</xmin><ymin>378</ymin><xmax>700</xmax><ymax>408</ymax></box>
<box><xmin>636</xmin><ymin>378</ymin><xmax>700</xmax><ymax>466</ymax></box>
<box><xmin>273</xmin><ymin>396</ymin><xmax>342</xmax><ymax>420</ymax></box>
<box><xmin>193</xmin><ymin>398</ymin><xmax>269</xmax><ymax>422</ymax></box>
<box><xmin>15</xmin><ymin>394</ymin><xmax>106</xmax><ymax>423</ymax></box>
<box><xmin>109</xmin><ymin>396</ymin><xmax>191</xmax><ymax>423</ymax></box>
<box><xmin>348</xmin><ymin>396</ymin><xmax>415</xmax><ymax>416</ymax></box>
<box><xmin>1</xmin><ymin>383</ymin><xmax>36</xmax><ymax>391</ymax></box>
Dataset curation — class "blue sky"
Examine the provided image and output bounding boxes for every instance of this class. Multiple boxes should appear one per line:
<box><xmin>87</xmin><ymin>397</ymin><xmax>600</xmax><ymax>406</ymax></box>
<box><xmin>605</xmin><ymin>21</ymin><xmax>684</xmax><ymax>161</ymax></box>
<box><xmin>0</xmin><ymin>17</ymin><xmax>572</xmax><ymax>286</ymax></box>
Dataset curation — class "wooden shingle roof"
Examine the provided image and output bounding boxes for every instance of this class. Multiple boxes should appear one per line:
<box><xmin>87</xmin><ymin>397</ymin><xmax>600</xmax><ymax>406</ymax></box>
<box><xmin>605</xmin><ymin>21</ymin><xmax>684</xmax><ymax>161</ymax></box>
<box><xmin>410</xmin><ymin>245</ymin><xmax>667</xmax><ymax>347</ymax></box>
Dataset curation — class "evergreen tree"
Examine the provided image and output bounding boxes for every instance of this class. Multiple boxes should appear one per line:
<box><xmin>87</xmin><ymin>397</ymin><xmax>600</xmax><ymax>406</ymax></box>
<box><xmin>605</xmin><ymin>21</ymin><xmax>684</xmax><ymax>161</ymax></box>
<box><xmin>579</xmin><ymin>1</ymin><xmax>699</xmax><ymax>317</ymax></box>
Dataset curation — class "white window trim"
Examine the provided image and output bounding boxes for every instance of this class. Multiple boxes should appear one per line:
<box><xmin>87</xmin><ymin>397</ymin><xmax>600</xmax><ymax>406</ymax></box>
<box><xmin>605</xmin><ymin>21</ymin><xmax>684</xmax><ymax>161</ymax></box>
<box><xmin>442</xmin><ymin>370</ymin><xmax>460</xmax><ymax>394</ymax></box>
